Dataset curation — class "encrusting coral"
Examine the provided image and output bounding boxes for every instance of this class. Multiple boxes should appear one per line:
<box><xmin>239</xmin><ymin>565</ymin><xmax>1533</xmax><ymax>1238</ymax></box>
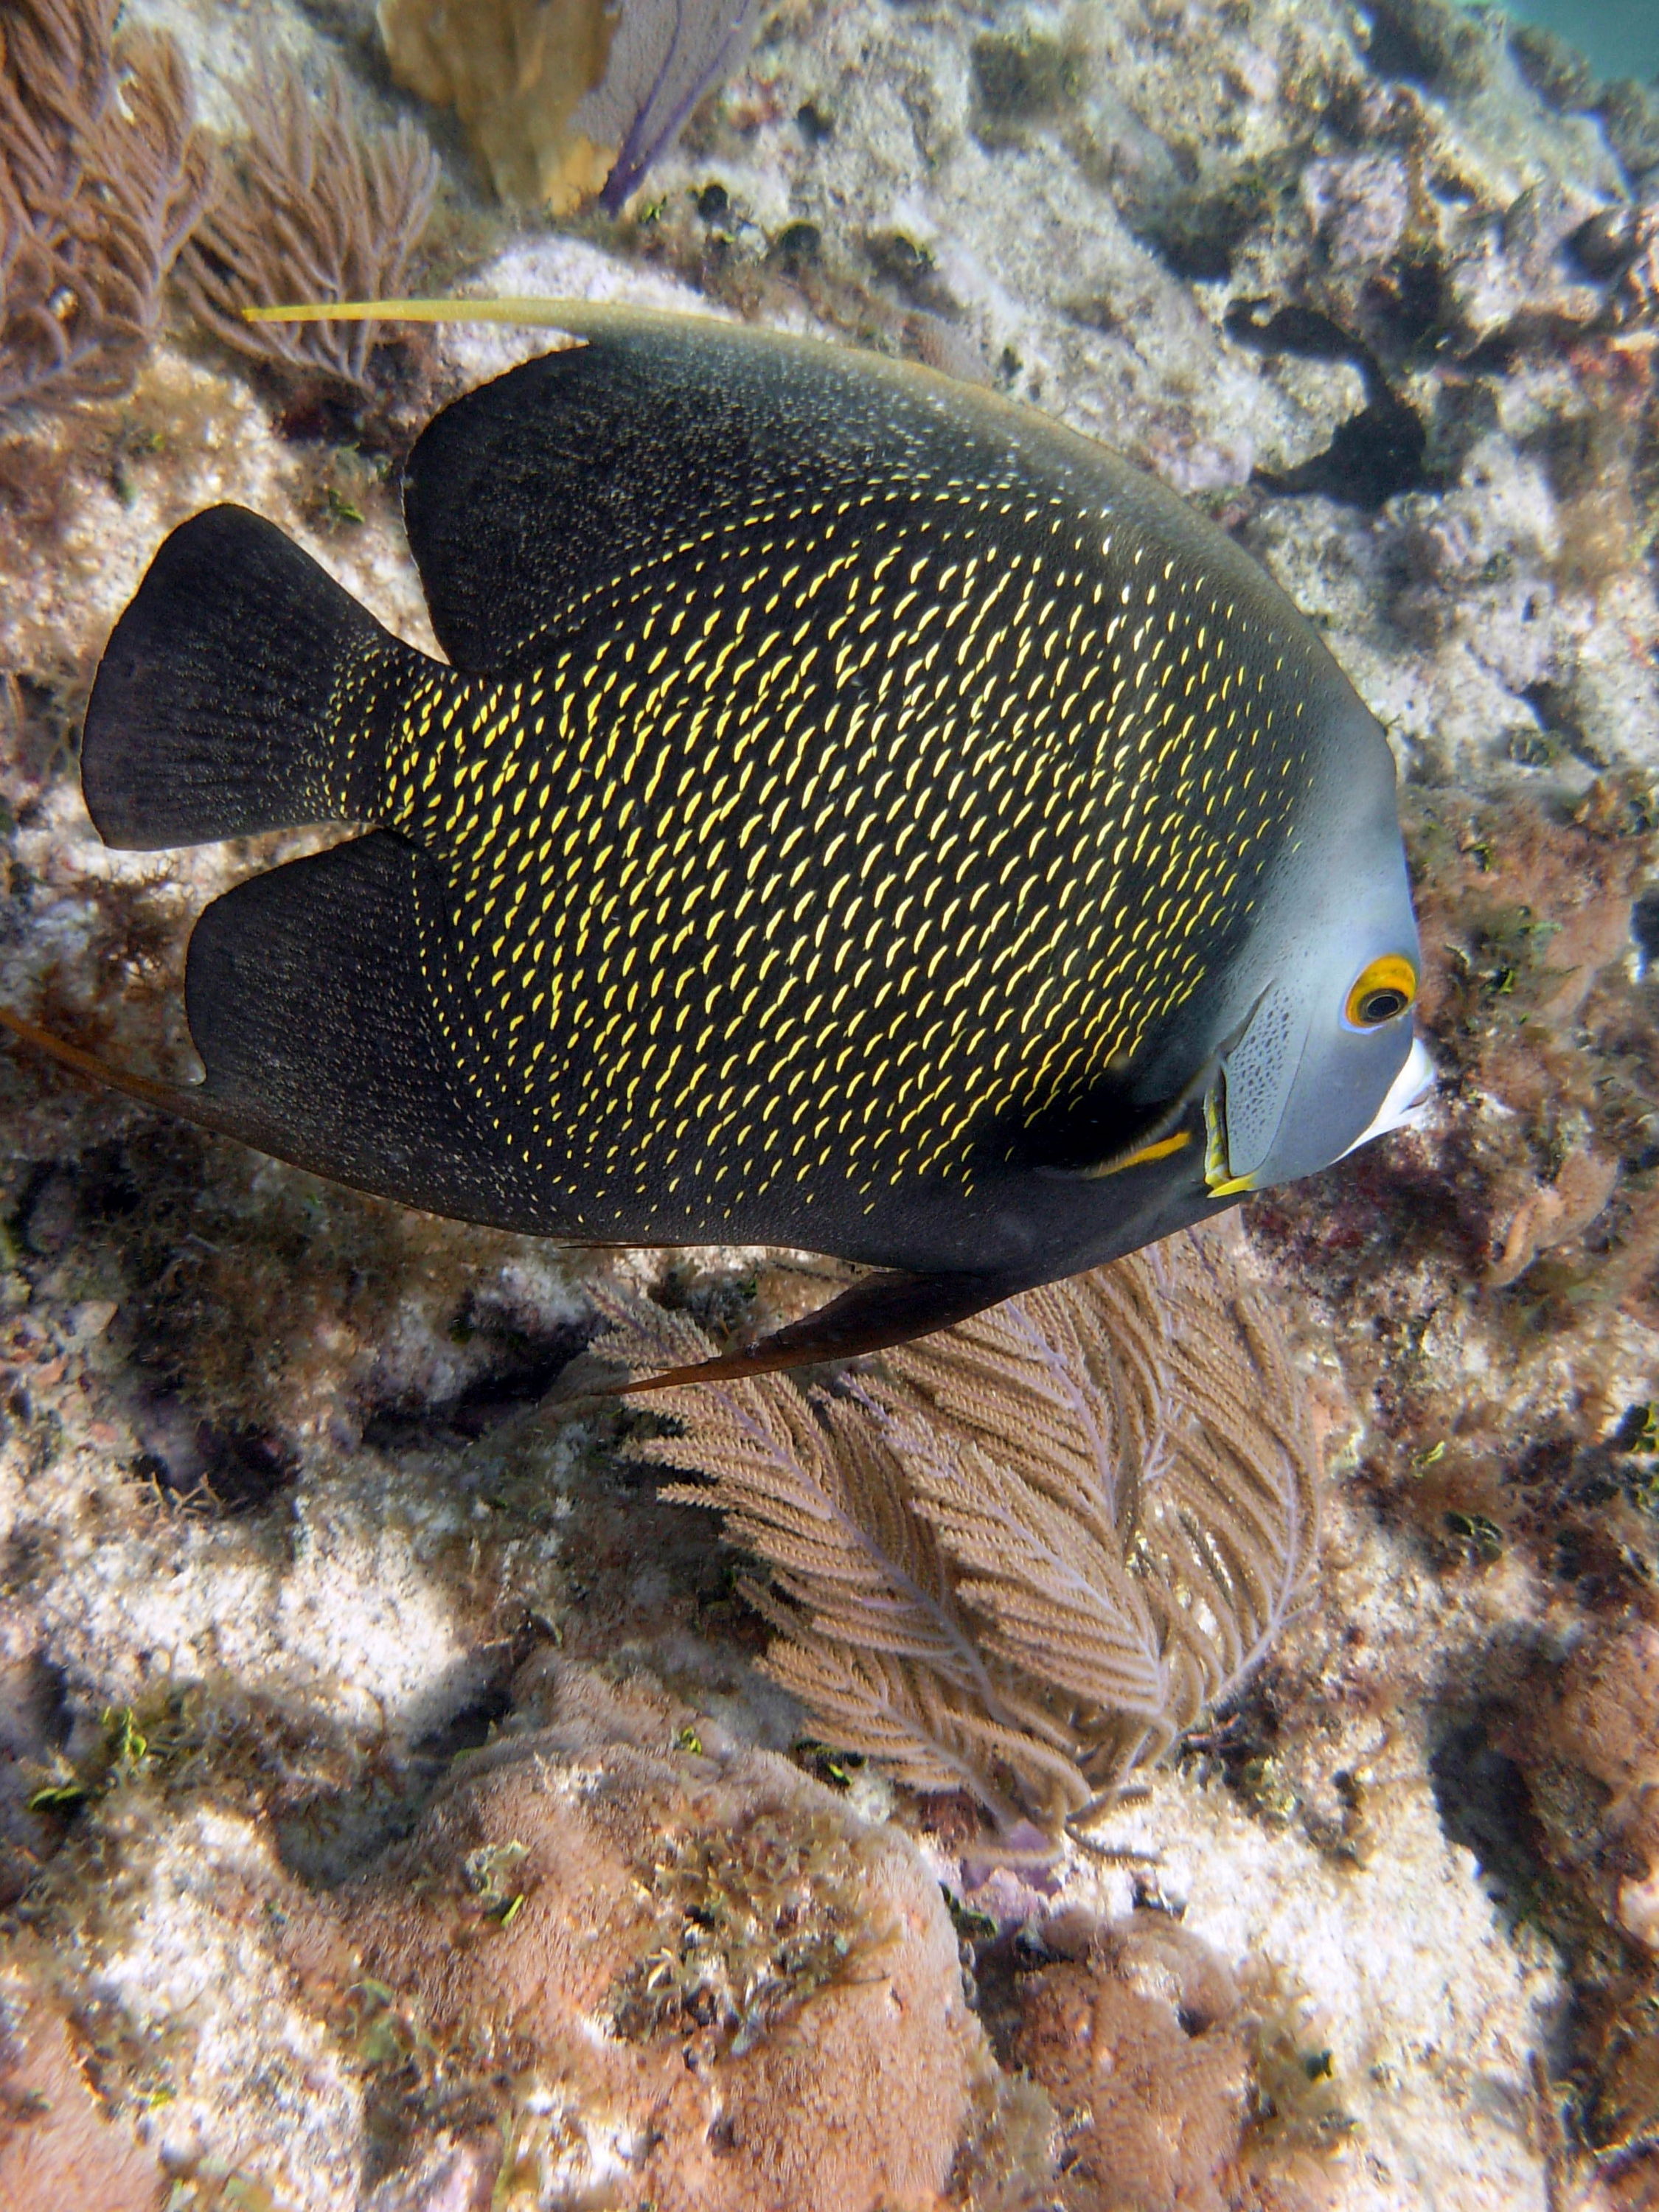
<box><xmin>971</xmin><ymin>1906</ymin><xmax>1344</xmax><ymax>2212</ymax></box>
<box><xmin>1008</xmin><ymin>1914</ymin><xmax>1250</xmax><ymax>2212</ymax></box>
<box><xmin>0</xmin><ymin>0</ymin><xmax>213</xmax><ymax>414</ymax></box>
<box><xmin>0</xmin><ymin>1973</ymin><xmax>165</xmax><ymax>2212</ymax></box>
<box><xmin>325</xmin><ymin>1659</ymin><xmax>998</xmax><ymax>2211</ymax></box>
<box><xmin>1503</xmin><ymin>1620</ymin><xmax>1659</xmax><ymax>1952</ymax></box>
<box><xmin>593</xmin><ymin>1228</ymin><xmax>1321</xmax><ymax>1838</ymax></box>
<box><xmin>176</xmin><ymin>57</ymin><xmax>440</xmax><ymax>399</ymax></box>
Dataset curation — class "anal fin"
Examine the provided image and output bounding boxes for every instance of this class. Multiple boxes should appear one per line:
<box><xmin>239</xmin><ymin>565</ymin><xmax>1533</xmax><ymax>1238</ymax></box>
<box><xmin>181</xmin><ymin>831</ymin><xmax>566</xmax><ymax>1234</ymax></box>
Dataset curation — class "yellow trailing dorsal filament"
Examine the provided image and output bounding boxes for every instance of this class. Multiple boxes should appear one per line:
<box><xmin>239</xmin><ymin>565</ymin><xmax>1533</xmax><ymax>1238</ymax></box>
<box><xmin>243</xmin><ymin>296</ymin><xmax>684</xmax><ymax>330</ymax></box>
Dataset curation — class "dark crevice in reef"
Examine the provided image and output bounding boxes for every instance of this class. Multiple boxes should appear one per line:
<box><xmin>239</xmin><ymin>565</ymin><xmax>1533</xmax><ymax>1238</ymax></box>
<box><xmin>1520</xmin><ymin>679</ymin><xmax>1607</xmax><ymax>773</ymax></box>
<box><xmin>1361</xmin><ymin>0</ymin><xmax>1490</xmax><ymax>95</ymax></box>
<box><xmin>11</xmin><ymin>1147</ymin><xmax>143</xmax><ymax>1261</ymax></box>
<box><xmin>1226</xmin><ymin>299</ymin><xmax>1433</xmax><ymax>509</ymax></box>
<box><xmin>0</xmin><ymin>1655</ymin><xmax>73</xmax><ymax>1907</ymax></box>
<box><xmin>1632</xmin><ymin>890</ymin><xmax>1659</xmax><ymax>970</ymax></box>
<box><xmin>1260</xmin><ymin>384</ymin><xmax>1428</xmax><ymax>509</ymax></box>
<box><xmin>1428</xmin><ymin>1708</ymin><xmax>1554</xmax><ymax>1929</ymax></box>
<box><xmin>968</xmin><ymin>28</ymin><xmax>1084</xmax><ymax>137</ymax></box>
<box><xmin>131</xmin><ymin>1391</ymin><xmax>298</xmax><ymax>1517</ymax></box>
<box><xmin>1368</xmin><ymin>253</ymin><xmax>1451</xmax><ymax>361</ymax></box>
<box><xmin>357</xmin><ymin>1298</ymin><xmax>592</xmax><ymax>1450</ymax></box>
<box><xmin>1134</xmin><ymin>172</ymin><xmax>1279</xmax><ymax>285</ymax></box>
<box><xmin>276</xmin><ymin>1638</ymin><xmax>540</xmax><ymax>1888</ymax></box>
<box><xmin>1108</xmin><ymin>133</ymin><xmax>1302</xmax><ymax>288</ymax></box>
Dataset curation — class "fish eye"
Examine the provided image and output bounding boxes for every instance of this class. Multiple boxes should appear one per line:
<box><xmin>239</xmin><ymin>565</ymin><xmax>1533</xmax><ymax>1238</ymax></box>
<box><xmin>1344</xmin><ymin>953</ymin><xmax>1417</xmax><ymax>1029</ymax></box>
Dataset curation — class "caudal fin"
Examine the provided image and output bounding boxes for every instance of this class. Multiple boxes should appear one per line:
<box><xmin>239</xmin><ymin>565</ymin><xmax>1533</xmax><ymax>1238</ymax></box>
<box><xmin>82</xmin><ymin>504</ymin><xmax>418</xmax><ymax>849</ymax></box>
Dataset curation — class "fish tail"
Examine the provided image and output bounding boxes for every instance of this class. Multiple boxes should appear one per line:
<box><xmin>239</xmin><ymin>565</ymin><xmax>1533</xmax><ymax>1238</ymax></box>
<box><xmin>82</xmin><ymin>504</ymin><xmax>429</xmax><ymax>850</ymax></box>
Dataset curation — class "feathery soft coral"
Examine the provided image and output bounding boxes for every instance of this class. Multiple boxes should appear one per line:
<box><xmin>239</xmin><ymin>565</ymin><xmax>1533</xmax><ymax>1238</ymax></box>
<box><xmin>594</xmin><ymin>1229</ymin><xmax>1321</xmax><ymax>1840</ymax></box>
<box><xmin>0</xmin><ymin>0</ymin><xmax>212</xmax><ymax>414</ymax></box>
<box><xmin>176</xmin><ymin>57</ymin><xmax>439</xmax><ymax>397</ymax></box>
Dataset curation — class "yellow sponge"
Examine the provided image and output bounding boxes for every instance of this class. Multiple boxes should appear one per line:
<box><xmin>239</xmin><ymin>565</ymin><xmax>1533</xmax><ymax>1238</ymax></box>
<box><xmin>377</xmin><ymin>0</ymin><xmax>614</xmax><ymax>209</ymax></box>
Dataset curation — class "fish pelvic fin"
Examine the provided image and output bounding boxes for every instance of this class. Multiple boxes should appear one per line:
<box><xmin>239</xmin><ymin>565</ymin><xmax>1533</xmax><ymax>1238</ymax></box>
<box><xmin>614</xmin><ymin>1267</ymin><xmax>1019</xmax><ymax>1394</ymax></box>
<box><xmin>83</xmin><ymin>505</ymin><xmax>437</xmax><ymax>849</ymax></box>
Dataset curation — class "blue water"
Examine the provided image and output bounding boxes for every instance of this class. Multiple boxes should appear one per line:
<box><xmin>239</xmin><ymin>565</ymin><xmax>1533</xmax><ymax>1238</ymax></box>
<box><xmin>1492</xmin><ymin>0</ymin><xmax>1659</xmax><ymax>80</ymax></box>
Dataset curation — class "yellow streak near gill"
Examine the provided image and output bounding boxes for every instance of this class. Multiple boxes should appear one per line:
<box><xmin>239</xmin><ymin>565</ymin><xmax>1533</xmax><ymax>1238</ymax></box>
<box><xmin>260</xmin><ymin>297</ymin><xmax>1312</xmax><ymax>1228</ymax></box>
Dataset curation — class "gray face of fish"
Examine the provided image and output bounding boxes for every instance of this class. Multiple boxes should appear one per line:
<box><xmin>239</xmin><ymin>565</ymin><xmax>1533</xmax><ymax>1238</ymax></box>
<box><xmin>1203</xmin><ymin>714</ymin><xmax>1425</xmax><ymax>1197</ymax></box>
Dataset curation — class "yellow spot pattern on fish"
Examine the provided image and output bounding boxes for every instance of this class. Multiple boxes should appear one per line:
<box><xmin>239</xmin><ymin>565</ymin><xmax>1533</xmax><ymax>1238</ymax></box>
<box><xmin>368</xmin><ymin>475</ymin><xmax>1313</xmax><ymax>1225</ymax></box>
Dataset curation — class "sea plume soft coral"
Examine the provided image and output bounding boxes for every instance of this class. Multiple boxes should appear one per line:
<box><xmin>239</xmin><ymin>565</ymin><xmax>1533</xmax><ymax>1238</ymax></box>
<box><xmin>176</xmin><ymin>58</ymin><xmax>439</xmax><ymax>397</ymax></box>
<box><xmin>0</xmin><ymin>0</ymin><xmax>212</xmax><ymax>413</ymax></box>
<box><xmin>594</xmin><ymin>1230</ymin><xmax>1320</xmax><ymax>1837</ymax></box>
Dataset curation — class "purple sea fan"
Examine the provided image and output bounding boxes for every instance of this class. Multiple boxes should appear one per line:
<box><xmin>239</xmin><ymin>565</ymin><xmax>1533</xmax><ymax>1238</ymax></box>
<box><xmin>574</xmin><ymin>0</ymin><xmax>759</xmax><ymax>216</ymax></box>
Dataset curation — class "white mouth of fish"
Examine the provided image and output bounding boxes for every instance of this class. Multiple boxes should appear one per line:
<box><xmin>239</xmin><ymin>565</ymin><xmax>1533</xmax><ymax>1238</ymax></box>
<box><xmin>1339</xmin><ymin>1034</ymin><xmax>1436</xmax><ymax>1160</ymax></box>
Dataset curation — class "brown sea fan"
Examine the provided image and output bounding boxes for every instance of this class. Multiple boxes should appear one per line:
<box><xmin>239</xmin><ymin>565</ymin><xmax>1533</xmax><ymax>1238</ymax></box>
<box><xmin>177</xmin><ymin>58</ymin><xmax>440</xmax><ymax>397</ymax></box>
<box><xmin>592</xmin><ymin>1229</ymin><xmax>1321</xmax><ymax>1837</ymax></box>
<box><xmin>0</xmin><ymin>0</ymin><xmax>213</xmax><ymax>414</ymax></box>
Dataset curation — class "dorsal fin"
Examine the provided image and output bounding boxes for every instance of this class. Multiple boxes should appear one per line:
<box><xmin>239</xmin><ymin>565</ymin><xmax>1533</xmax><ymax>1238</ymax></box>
<box><xmin>394</xmin><ymin>302</ymin><xmax>1023</xmax><ymax>671</ymax></box>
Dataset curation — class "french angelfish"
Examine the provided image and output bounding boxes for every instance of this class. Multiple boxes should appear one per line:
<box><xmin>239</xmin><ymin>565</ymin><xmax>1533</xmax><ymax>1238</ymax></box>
<box><xmin>5</xmin><ymin>305</ymin><xmax>1430</xmax><ymax>1390</ymax></box>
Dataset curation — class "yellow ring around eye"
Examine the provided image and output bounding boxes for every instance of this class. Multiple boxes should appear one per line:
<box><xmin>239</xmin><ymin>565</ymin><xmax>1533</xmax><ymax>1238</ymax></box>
<box><xmin>1345</xmin><ymin>953</ymin><xmax>1418</xmax><ymax>1029</ymax></box>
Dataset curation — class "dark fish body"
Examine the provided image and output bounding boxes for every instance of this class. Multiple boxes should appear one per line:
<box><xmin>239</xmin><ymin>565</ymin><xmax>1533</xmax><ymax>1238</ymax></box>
<box><xmin>69</xmin><ymin>307</ymin><xmax>1422</xmax><ymax>1378</ymax></box>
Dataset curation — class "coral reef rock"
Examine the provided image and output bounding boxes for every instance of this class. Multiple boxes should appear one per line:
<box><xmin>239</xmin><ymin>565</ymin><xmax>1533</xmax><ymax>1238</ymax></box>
<box><xmin>1004</xmin><ymin>1911</ymin><xmax>1254</xmax><ymax>2212</ymax></box>
<box><xmin>330</xmin><ymin>1663</ymin><xmax>997</xmax><ymax>2209</ymax></box>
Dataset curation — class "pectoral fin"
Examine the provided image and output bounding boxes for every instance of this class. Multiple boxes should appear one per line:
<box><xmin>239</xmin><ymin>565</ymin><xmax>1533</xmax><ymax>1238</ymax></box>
<box><xmin>618</xmin><ymin>1267</ymin><xmax>1018</xmax><ymax>1394</ymax></box>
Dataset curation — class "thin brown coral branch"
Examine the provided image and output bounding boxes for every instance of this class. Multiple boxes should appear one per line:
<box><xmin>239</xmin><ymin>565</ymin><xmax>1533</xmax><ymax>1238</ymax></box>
<box><xmin>1133</xmin><ymin>1239</ymin><xmax>1321</xmax><ymax>1707</ymax></box>
<box><xmin>176</xmin><ymin>55</ymin><xmax>439</xmax><ymax>396</ymax></box>
<box><xmin>900</xmin><ymin>1435</ymin><xmax>1175</xmax><ymax>1726</ymax></box>
<box><xmin>593</xmin><ymin>1287</ymin><xmax>1012</xmax><ymax>1709</ymax></box>
<box><xmin>0</xmin><ymin>0</ymin><xmax>212</xmax><ymax>414</ymax></box>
